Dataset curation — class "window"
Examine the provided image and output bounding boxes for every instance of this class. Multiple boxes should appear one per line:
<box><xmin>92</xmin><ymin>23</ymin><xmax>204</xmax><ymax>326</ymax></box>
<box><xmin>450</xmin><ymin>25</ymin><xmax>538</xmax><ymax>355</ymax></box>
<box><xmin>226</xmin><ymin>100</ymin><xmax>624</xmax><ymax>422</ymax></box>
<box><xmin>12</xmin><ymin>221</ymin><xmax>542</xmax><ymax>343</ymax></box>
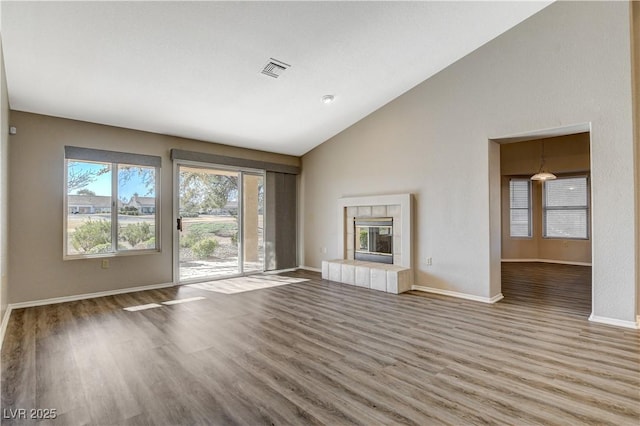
<box><xmin>543</xmin><ymin>176</ymin><xmax>589</xmax><ymax>239</ymax></box>
<box><xmin>509</xmin><ymin>178</ymin><xmax>532</xmax><ymax>237</ymax></box>
<box><xmin>64</xmin><ymin>146</ymin><xmax>161</xmax><ymax>258</ymax></box>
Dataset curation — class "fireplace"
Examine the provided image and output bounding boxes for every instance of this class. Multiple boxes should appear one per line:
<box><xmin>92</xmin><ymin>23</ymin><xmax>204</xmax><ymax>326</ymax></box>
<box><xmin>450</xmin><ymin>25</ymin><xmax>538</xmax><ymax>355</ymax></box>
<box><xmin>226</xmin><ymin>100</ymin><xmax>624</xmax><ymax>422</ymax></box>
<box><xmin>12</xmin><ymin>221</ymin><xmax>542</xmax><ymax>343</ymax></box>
<box><xmin>339</xmin><ymin>193</ymin><xmax>412</xmax><ymax>269</ymax></box>
<box><xmin>354</xmin><ymin>217</ymin><xmax>393</xmax><ymax>264</ymax></box>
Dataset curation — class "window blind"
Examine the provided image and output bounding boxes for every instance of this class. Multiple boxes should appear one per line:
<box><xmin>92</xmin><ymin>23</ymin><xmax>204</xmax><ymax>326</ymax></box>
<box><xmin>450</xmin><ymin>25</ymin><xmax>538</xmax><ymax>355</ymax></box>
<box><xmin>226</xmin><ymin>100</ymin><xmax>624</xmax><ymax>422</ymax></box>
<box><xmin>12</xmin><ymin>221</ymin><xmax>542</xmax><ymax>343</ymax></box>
<box><xmin>544</xmin><ymin>177</ymin><xmax>588</xmax><ymax>239</ymax></box>
<box><xmin>509</xmin><ymin>179</ymin><xmax>531</xmax><ymax>237</ymax></box>
<box><xmin>65</xmin><ymin>146</ymin><xmax>161</xmax><ymax>168</ymax></box>
<box><xmin>170</xmin><ymin>149</ymin><xmax>299</xmax><ymax>175</ymax></box>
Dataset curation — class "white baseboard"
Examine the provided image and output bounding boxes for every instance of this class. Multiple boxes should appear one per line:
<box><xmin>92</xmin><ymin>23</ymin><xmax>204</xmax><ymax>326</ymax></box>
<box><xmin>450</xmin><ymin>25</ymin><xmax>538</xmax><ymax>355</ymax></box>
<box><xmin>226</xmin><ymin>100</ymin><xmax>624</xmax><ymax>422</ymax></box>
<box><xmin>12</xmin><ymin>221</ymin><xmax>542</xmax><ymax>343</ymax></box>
<box><xmin>7</xmin><ymin>282</ymin><xmax>175</xmax><ymax>310</ymax></box>
<box><xmin>412</xmin><ymin>285</ymin><xmax>504</xmax><ymax>304</ymax></box>
<box><xmin>0</xmin><ymin>305</ymin><xmax>12</xmax><ymax>352</ymax></box>
<box><xmin>297</xmin><ymin>265</ymin><xmax>321</xmax><ymax>273</ymax></box>
<box><xmin>588</xmin><ymin>313</ymin><xmax>640</xmax><ymax>329</ymax></box>
<box><xmin>501</xmin><ymin>258</ymin><xmax>592</xmax><ymax>267</ymax></box>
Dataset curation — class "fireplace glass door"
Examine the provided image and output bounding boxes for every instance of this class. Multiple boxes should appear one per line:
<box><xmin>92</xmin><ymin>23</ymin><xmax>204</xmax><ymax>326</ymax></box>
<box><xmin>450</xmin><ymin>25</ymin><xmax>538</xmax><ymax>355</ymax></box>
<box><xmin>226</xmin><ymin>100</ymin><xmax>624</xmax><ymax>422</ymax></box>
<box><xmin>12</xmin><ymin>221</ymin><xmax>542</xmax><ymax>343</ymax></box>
<box><xmin>354</xmin><ymin>218</ymin><xmax>393</xmax><ymax>264</ymax></box>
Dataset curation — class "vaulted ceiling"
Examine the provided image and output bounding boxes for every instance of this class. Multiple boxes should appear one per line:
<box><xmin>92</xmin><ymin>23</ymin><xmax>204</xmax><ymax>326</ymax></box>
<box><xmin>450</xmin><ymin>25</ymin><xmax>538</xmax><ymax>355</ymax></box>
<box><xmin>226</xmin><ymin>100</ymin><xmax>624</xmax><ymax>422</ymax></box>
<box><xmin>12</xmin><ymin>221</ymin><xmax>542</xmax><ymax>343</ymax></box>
<box><xmin>1</xmin><ymin>1</ymin><xmax>553</xmax><ymax>156</ymax></box>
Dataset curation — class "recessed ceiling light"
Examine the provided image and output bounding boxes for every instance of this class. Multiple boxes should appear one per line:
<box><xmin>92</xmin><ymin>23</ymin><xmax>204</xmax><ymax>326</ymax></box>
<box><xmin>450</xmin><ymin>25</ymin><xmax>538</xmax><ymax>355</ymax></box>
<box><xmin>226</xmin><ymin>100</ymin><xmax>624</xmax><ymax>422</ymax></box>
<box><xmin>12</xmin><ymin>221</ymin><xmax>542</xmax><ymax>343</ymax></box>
<box><xmin>322</xmin><ymin>95</ymin><xmax>335</xmax><ymax>104</ymax></box>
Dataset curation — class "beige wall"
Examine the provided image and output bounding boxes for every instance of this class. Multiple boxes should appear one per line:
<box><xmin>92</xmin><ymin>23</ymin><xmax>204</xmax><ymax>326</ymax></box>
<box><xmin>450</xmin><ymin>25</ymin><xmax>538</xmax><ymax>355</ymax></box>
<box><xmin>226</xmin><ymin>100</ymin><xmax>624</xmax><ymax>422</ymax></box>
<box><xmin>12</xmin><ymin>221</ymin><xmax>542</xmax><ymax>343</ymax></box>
<box><xmin>8</xmin><ymin>111</ymin><xmax>299</xmax><ymax>303</ymax></box>
<box><xmin>0</xmin><ymin>36</ymin><xmax>8</xmax><ymax>321</ymax></box>
<box><xmin>500</xmin><ymin>134</ymin><xmax>591</xmax><ymax>264</ymax></box>
<box><xmin>301</xmin><ymin>1</ymin><xmax>637</xmax><ymax>323</ymax></box>
<box><xmin>632</xmin><ymin>0</ymin><xmax>640</xmax><ymax>317</ymax></box>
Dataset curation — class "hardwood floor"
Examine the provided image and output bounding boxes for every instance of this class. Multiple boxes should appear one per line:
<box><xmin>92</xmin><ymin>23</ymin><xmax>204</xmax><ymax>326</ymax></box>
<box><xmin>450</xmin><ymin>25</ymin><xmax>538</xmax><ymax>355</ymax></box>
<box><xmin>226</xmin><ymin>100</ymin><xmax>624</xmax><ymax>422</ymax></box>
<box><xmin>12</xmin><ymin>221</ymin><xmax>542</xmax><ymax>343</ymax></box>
<box><xmin>501</xmin><ymin>262</ymin><xmax>592</xmax><ymax>316</ymax></box>
<box><xmin>1</xmin><ymin>264</ymin><xmax>639</xmax><ymax>425</ymax></box>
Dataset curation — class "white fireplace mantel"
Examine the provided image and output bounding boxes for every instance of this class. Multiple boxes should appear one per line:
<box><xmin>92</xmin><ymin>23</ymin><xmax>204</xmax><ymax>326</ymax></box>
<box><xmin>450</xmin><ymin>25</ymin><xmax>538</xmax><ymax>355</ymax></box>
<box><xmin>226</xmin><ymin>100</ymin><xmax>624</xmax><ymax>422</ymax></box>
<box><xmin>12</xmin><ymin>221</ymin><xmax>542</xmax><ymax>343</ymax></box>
<box><xmin>338</xmin><ymin>193</ymin><xmax>413</xmax><ymax>269</ymax></box>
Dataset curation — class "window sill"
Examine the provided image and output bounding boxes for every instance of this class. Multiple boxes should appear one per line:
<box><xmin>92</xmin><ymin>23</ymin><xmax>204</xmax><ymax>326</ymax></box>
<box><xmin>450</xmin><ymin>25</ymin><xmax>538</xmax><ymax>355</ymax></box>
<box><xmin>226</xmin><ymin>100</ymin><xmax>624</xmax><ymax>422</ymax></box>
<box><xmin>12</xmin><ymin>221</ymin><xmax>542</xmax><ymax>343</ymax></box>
<box><xmin>64</xmin><ymin>248</ymin><xmax>161</xmax><ymax>261</ymax></box>
<box><xmin>542</xmin><ymin>237</ymin><xmax>589</xmax><ymax>241</ymax></box>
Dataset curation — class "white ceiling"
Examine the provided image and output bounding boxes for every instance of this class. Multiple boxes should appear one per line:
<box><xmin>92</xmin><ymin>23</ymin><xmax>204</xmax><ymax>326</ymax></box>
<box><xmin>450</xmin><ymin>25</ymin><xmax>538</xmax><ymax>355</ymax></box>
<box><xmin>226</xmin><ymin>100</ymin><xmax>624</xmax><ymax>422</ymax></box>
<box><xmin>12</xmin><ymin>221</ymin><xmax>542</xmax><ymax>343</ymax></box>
<box><xmin>1</xmin><ymin>1</ymin><xmax>553</xmax><ymax>156</ymax></box>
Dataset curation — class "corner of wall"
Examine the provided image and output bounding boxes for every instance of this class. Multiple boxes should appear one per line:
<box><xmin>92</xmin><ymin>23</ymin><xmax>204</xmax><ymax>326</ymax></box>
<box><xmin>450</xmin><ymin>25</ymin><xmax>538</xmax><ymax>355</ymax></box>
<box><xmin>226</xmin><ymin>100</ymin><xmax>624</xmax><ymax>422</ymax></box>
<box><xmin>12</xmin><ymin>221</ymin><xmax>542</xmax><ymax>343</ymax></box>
<box><xmin>488</xmin><ymin>140</ymin><xmax>502</xmax><ymax>299</ymax></box>
<box><xmin>296</xmin><ymin>172</ymin><xmax>304</xmax><ymax>268</ymax></box>
<box><xmin>631</xmin><ymin>0</ymin><xmax>640</xmax><ymax>320</ymax></box>
<box><xmin>0</xmin><ymin>33</ymin><xmax>9</xmax><ymax>330</ymax></box>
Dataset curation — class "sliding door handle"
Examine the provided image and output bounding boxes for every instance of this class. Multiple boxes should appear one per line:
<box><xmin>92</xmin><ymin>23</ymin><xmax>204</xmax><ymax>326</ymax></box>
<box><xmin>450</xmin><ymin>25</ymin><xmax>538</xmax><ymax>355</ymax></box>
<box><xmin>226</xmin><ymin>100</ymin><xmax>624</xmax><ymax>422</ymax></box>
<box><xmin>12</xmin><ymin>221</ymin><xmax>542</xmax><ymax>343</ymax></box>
<box><xmin>177</xmin><ymin>217</ymin><xmax>183</xmax><ymax>232</ymax></box>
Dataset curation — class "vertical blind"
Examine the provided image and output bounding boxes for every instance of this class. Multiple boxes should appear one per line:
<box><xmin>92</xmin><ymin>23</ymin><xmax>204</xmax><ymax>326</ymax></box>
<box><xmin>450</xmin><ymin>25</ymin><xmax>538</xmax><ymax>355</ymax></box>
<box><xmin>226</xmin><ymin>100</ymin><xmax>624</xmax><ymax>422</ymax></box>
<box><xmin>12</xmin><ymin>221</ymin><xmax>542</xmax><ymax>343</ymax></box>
<box><xmin>544</xmin><ymin>176</ymin><xmax>588</xmax><ymax>239</ymax></box>
<box><xmin>265</xmin><ymin>172</ymin><xmax>297</xmax><ymax>270</ymax></box>
<box><xmin>509</xmin><ymin>179</ymin><xmax>531</xmax><ymax>237</ymax></box>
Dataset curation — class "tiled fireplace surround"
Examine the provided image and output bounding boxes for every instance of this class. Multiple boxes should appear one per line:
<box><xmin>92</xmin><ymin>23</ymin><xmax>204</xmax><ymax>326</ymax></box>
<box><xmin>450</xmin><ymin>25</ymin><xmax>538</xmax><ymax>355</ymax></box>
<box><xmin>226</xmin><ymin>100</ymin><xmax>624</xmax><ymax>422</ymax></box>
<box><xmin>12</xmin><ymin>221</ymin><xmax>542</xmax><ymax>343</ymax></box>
<box><xmin>322</xmin><ymin>193</ymin><xmax>413</xmax><ymax>294</ymax></box>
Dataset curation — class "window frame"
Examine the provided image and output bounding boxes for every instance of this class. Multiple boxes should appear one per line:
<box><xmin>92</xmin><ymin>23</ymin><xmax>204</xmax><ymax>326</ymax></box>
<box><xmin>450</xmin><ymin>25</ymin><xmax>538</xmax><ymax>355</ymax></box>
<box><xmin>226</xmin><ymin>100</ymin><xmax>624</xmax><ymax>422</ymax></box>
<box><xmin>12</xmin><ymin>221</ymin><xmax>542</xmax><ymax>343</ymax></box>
<box><xmin>508</xmin><ymin>178</ymin><xmax>533</xmax><ymax>238</ymax></box>
<box><xmin>542</xmin><ymin>174</ymin><xmax>590</xmax><ymax>240</ymax></box>
<box><xmin>63</xmin><ymin>147</ymin><xmax>161</xmax><ymax>260</ymax></box>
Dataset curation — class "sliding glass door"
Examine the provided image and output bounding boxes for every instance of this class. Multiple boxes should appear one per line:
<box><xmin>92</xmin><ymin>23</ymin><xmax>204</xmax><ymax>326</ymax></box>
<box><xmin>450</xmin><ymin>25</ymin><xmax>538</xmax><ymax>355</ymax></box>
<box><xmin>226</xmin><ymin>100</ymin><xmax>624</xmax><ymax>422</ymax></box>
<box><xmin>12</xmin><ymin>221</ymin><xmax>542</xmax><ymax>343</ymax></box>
<box><xmin>176</xmin><ymin>164</ymin><xmax>264</xmax><ymax>283</ymax></box>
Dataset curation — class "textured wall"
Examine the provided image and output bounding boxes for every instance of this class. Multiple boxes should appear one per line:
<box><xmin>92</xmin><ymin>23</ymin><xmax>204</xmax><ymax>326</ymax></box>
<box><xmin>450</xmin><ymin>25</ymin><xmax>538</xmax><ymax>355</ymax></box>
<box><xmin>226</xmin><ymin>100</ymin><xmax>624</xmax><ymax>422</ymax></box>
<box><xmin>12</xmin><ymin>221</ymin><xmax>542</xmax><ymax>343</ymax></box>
<box><xmin>0</xmin><ymin>37</ymin><xmax>8</xmax><ymax>322</ymax></box>
<box><xmin>632</xmin><ymin>0</ymin><xmax>640</xmax><ymax>320</ymax></box>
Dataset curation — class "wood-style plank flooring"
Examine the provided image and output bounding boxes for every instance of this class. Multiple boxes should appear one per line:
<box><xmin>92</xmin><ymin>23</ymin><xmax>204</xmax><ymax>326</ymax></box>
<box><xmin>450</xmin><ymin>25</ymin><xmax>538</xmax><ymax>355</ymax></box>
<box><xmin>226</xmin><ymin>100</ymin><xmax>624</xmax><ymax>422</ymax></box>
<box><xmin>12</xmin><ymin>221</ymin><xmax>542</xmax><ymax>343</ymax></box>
<box><xmin>2</xmin><ymin>263</ymin><xmax>639</xmax><ymax>425</ymax></box>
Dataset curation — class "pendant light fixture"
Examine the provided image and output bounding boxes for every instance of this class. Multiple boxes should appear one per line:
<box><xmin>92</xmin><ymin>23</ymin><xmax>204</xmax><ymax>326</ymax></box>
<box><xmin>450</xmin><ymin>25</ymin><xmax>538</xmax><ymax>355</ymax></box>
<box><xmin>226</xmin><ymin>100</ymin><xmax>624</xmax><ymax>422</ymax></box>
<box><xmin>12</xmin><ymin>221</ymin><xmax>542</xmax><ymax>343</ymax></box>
<box><xmin>530</xmin><ymin>141</ymin><xmax>556</xmax><ymax>181</ymax></box>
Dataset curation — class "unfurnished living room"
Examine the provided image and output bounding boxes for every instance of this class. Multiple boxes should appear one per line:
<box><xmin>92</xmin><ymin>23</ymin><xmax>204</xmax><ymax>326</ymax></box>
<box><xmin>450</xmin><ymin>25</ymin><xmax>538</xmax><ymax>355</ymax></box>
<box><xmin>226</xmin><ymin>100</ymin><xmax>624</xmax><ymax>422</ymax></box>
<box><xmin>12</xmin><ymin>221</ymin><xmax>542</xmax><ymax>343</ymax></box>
<box><xmin>0</xmin><ymin>1</ymin><xmax>639</xmax><ymax>425</ymax></box>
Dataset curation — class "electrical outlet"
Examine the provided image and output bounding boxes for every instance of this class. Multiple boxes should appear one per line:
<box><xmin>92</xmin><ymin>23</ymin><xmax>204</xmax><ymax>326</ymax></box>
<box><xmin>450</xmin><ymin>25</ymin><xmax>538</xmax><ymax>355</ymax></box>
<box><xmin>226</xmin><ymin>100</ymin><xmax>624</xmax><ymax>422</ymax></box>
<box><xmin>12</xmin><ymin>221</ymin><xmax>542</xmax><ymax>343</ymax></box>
<box><xmin>426</xmin><ymin>257</ymin><xmax>432</xmax><ymax>266</ymax></box>
<box><xmin>322</xmin><ymin>247</ymin><xmax>327</xmax><ymax>254</ymax></box>
<box><xmin>101</xmin><ymin>259</ymin><xmax>110</xmax><ymax>269</ymax></box>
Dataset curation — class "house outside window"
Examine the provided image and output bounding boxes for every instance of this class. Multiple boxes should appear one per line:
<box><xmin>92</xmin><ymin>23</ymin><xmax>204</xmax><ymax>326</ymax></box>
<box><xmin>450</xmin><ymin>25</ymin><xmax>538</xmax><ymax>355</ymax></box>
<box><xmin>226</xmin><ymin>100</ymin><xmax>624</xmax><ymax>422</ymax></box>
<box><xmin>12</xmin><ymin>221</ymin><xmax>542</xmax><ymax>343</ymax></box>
<box><xmin>64</xmin><ymin>146</ymin><xmax>161</xmax><ymax>258</ymax></box>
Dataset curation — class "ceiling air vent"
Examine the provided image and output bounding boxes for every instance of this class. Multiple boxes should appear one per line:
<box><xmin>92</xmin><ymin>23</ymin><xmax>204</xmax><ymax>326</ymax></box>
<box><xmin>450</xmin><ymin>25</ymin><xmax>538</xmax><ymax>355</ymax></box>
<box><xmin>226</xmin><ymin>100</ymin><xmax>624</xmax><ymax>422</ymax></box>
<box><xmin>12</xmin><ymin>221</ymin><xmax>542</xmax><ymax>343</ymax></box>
<box><xmin>261</xmin><ymin>58</ymin><xmax>291</xmax><ymax>78</ymax></box>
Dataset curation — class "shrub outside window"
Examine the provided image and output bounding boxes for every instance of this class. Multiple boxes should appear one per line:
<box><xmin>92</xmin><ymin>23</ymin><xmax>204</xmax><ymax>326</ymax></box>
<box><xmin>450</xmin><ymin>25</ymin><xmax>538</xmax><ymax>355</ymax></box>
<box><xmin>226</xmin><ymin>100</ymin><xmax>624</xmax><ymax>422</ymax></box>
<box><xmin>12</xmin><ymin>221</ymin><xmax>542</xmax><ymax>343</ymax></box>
<box><xmin>64</xmin><ymin>147</ymin><xmax>161</xmax><ymax>258</ymax></box>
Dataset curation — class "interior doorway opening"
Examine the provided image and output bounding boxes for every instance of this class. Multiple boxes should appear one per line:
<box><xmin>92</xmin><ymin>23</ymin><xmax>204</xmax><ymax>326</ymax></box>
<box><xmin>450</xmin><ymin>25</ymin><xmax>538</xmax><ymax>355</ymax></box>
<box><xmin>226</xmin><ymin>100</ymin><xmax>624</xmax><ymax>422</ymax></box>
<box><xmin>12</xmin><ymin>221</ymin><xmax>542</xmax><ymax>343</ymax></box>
<box><xmin>490</xmin><ymin>124</ymin><xmax>593</xmax><ymax>316</ymax></box>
